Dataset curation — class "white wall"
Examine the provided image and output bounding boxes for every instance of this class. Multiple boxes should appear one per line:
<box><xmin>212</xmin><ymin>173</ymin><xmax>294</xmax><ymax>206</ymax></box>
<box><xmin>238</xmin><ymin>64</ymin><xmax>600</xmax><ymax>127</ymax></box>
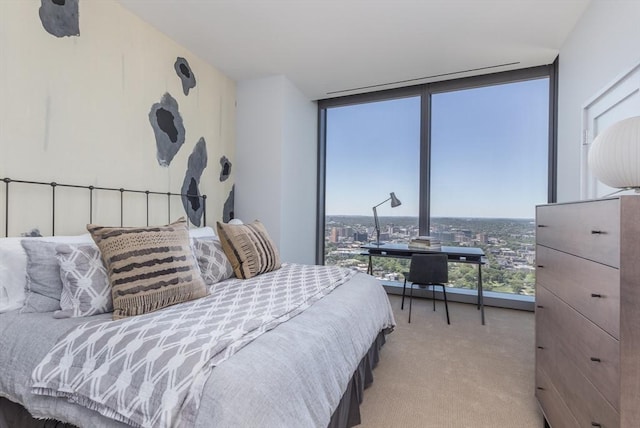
<box><xmin>236</xmin><ymin>75</ymin><xmax>317</xmax><ymax>264</ymax></box>
<box><xmin>235</xmin><ymin>76</ymin><xmax>284</xmax><ymax>245</ymax></box>
<box><xmin>0</xmin><ymin>0</ymin><xmax>235</xmax><ymax>235</ymax></box>
<box><xmin>280</xmin><ymin>79</ymin><xmax>318</xmax><ymax>264</ymax></box>
<box><xmin>557</xmin><ymin>0</ymin><xmax>640</xmax><ymax>202</ymax></box>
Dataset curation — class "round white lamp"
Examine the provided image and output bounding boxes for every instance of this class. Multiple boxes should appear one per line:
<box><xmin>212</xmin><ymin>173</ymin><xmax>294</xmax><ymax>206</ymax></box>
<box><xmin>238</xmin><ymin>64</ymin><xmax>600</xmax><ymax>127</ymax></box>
<box><xmin>588</xmin><ymin>116</ymin><xmax>640</xmax><ymax>191</ymax></box>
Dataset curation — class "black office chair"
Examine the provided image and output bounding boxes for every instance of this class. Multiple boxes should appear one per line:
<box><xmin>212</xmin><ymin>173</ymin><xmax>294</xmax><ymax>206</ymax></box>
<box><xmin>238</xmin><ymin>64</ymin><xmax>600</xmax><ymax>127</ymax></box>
<box><xmin>403</xmin><ymin>253</ymin><xmax>450</xmax><ymax>324</ymax></box>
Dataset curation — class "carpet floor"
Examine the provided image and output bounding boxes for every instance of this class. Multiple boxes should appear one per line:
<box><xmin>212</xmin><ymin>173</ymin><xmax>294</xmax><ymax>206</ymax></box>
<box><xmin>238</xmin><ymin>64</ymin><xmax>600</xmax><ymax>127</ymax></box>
<box><xmin>359</xmin><ymin>294</ymin><xmax>544</xmax><ymax>428</ymax></box>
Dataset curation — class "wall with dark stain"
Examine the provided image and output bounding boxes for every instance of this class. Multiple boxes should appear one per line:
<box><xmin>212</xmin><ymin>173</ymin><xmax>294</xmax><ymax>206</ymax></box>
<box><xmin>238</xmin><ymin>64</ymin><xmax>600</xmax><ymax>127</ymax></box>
<box><xmin>0</xmin><ymin>0</ymin><xmax>235</xmax><ymax>235</ymax></box>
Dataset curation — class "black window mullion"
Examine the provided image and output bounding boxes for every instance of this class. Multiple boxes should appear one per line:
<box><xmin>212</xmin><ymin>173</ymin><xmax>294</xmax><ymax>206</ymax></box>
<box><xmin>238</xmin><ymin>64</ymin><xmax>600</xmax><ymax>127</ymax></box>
<box><xmin>315</xmin><ymin>108</ymin><xmax>327</xmax><ymax>265</ymax></box>
<box><xmin>548</xmin><ymin>57</ymin><xmax>559</xmax><ymax>204</ymax></box>
<box><xmin>419</xmin><ymin>85</ymin><xmax>431</xmax><ymax>236</ymax></box>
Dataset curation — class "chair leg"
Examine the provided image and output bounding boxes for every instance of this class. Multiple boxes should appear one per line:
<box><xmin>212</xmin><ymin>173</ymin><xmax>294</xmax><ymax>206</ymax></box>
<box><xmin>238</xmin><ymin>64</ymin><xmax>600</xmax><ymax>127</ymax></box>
<box><xmin>442</xmin><ymin>285</ymin><xmax>450</xmax><ymax>325</ymax></box>
<box><xmin>432</xmin><ymin>285</ymin><xmax>436</xmax><ymax>312</ymax></box>
<box><xmin>402</xmin><ymin>279</ymin><xmax>406</xmax><ymax>310</ymax></box>
<box><xmin>408</xmin><ymin>282</ymin><xmax>414</xmax><ymax>323</ymax></box>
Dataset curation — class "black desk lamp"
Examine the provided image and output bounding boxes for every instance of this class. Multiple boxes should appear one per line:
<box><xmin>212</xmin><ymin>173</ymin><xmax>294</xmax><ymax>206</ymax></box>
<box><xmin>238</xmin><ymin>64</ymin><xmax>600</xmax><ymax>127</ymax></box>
<box><xmin>372</xmin><ymin>192</ymin><xmax>401</xmax><ymax>246</ymax></box>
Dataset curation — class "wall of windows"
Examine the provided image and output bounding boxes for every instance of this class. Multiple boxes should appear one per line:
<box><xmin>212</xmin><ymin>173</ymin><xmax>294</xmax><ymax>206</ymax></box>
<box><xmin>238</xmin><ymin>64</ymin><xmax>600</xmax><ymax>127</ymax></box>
<box><xmin>318</xmin><ymin>65</ymin><xmax>557</xmax><ymax>298</ymax></box>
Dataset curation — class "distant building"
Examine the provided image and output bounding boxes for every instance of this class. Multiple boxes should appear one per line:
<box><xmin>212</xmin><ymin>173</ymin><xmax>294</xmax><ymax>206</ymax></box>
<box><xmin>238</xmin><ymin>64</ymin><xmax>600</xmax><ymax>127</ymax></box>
<box><xmin>454</xmin><ymin>232</ymin><xmax>471</xmax><ymax>244</ymax></box>
<box><xmin>437</xmin><ymin>231</ymin><xmax>455</xmax><ymax>242</ymax></box>
<box><xmin>500</xmin><ymin>248</ymin><xmax>517</xmax><ymax>257</ymax></box>
<box><xmin>330</xmin><ymin>227</ymin><xmax>339</xmax><ymax>243</ymax></box>
<box><xmin>353</xmin><ymin>231</ymin><xmax>368</xmax><ymax>242</ymax></box>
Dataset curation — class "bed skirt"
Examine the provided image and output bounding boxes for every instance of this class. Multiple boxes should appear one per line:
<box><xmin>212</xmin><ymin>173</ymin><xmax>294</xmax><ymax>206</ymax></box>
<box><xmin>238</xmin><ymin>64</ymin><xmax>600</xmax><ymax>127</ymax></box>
<box><xmin>328</xmin><ymin>329</ymin><xmax>388</xmax><ymax>428</ymax></box>
<box><xmin>0</xmin><ymin>330</ymin><xmax>388</xmax><ymax>428</ymax></box>
<box><xmin>0</xmin><ymin>397</ymin><xmax>75</xmax><ymax>428</ymax></box>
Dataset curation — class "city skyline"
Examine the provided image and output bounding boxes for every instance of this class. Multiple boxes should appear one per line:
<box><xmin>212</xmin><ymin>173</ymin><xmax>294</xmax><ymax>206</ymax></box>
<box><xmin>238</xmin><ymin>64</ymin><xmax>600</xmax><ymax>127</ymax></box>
<box><xmin>324</xmin><ymin>215</ymin><xmax>537</xmax><ymax>296</ymax></box>
<box><xmin>326</xmin><ymin>214</ymin><xmax>536</xmax><ymax>220</ymax></box>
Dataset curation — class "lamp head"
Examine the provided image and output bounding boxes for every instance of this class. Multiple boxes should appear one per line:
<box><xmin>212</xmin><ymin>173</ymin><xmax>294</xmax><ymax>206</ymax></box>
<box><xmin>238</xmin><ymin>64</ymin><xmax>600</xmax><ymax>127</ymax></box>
<box><xmin>390</xmin><ymin>192</ymin><xmax>401</xmax><ymax>208</ymax></box>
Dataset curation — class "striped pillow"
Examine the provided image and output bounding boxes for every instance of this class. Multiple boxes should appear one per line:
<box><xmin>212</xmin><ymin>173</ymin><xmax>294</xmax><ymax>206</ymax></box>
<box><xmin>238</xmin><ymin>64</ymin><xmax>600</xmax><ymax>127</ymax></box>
<box><xmin>216</xmin><ymin>220</ymin><xmax>281</xmax><ymax>279</ymax></box>
<box><xmin>87</xmin><ymin>218</ymin><xmax>207</xmax><ymax>320</ymax></box>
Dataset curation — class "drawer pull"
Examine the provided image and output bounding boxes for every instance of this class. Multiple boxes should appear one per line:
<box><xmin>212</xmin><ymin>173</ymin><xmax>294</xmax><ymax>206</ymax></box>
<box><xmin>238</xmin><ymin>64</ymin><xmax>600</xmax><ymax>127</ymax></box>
<box><xmin>591</xmin><ymin>423</ymin><xmax>602</xmax><ymax>427</ymax></box>
<box><xmin>591</xmin><ymin>293</ymin><xmax>603</xmax><ymax>298</ymax></box>
<box><xmin>536</xmin><ymin>305</ymin><xmax>544</xmax><ymax>309</ymax></box>
<box><xmin>537</xmin><ymin>265</ymin><xmax>544</xmax><ymax>268</ymax></box>
<box><xmin>536</xmin><ymin>386</ymin><xmax>545</xmax><ymax>391</ymax></box>
<box><xmin>590</xmin><ymin>357</ymin><xmax>601</xmax><ymax>363</ymax></box>
<box><xmin>537</xmin><ymin>346</ymin><xmax>544</xmax><ymax>350</ymax></box>
<box><xmin>537</xmin><ymin>224</ymin><xmax>547</xmax><ymax>228</ymax></box>
<box><xmin>591</xmin><ymin>230</ymin><xmax>606</xmax><ymax>234</ymax></box>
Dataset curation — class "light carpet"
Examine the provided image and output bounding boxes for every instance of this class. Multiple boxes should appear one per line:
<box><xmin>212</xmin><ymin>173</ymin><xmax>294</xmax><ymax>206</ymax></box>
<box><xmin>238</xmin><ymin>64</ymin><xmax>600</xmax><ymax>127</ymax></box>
<box><xmin>359</xmin><ymin>294</ymin><xmax>544</xmax><ymax>428</ymax></box>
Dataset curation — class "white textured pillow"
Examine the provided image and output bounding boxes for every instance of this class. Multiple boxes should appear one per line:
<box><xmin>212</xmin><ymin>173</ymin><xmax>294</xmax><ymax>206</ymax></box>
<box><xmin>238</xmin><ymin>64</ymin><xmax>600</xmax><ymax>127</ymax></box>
<box><xmin>189</xmin><ymin>226</ymin><xmax>216</xmax><ymax>239</ymax></box>
<box><xmin>192</xmin><ymin>237</ymin><xmax>234</xmax><ymax>285</ymax></box>
<box><xmin>54</xmin><ymin>244</ymin><xmax>112</xmax><ymax>318</ymax></box>
<box><xmin>0</xmin><ymin>237</ymin><xmax>27</xmax><ymax>313</ymax></box>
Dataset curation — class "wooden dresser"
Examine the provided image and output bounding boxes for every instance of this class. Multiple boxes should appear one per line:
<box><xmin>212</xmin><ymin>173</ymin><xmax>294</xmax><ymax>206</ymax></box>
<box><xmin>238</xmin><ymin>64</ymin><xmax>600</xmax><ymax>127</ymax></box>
<box><xmin>535</xmin><ymin>196</ymin><xmax>640</xmax><ymax>428</ymax></box>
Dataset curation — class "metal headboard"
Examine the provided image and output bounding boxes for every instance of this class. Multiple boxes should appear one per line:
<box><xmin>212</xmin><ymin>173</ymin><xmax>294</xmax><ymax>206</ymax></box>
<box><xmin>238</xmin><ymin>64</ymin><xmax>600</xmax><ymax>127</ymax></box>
<box><xmin>1</xmin><ymin>177</ymin><xmax>207</xmax><ymax>237</ymax></box>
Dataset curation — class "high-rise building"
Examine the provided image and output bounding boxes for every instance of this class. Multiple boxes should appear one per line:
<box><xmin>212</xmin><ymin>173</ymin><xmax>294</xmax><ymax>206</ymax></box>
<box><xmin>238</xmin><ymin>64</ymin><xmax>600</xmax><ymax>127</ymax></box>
<box><xmin>330</xmin><ymin>227</ymin><xmax>339</xmax><ymax>243</ymax></box>
<box><xmin>353</xmin><ymin>231</ymin><xmax>368</xmax><ymax>242</ymax></box>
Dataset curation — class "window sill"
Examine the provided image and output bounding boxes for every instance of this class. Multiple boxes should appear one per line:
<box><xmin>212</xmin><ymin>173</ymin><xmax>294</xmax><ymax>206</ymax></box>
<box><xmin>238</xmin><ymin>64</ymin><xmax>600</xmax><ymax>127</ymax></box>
<box><xmin>381</xmin><ymin>281</ymin><xmax>534</xmax><ymax>312</ymax></box>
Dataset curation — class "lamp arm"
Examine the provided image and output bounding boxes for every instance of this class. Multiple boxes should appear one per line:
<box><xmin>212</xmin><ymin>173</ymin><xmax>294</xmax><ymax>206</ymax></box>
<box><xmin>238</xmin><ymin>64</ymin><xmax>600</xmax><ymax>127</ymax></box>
<box><xmin>372</xmin><ymin>197</ymin><xmax>391</xmax><ymax>209</ymax></box>
<box><xmin>373</xmin><ymin>206</ymin><xmax>380</xmax><ymax>245</ymax></box>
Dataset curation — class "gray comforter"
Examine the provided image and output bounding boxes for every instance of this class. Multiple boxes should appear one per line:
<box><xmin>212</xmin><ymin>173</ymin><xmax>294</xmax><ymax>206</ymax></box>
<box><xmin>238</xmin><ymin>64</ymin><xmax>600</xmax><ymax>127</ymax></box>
<box><xmin>0</xmin><ymin>272</ymin><xmax>395</xmax><ymax>427</ymax></box>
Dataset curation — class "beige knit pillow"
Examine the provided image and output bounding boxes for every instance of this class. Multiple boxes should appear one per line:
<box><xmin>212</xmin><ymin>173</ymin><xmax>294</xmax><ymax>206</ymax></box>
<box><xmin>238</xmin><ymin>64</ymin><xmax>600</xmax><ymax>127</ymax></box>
<box><xmin>87</xmin><ymin>217</ymin><xmax>207</xmax><ymax>320</ymax></box>
<box><xmin>216</xmin><ymin>220</ymin><xmax>281</xmax><ymax>279</ymax></box>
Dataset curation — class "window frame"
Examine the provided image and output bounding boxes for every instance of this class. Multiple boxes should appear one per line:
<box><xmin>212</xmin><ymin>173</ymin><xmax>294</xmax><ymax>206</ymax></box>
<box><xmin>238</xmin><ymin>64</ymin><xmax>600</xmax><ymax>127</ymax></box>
<box><xmin>316</xmin><ymin>61</ymin><xmax>558</xmax><ymax>265</ymax></box>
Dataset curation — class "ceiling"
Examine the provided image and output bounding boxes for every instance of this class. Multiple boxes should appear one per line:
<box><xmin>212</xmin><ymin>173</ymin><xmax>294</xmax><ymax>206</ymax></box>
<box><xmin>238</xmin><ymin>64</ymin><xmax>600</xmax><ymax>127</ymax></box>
<box><xmin>117</xmin><ymin>0</ymin><xmax>590</xmax><ymax>101</ymax></box>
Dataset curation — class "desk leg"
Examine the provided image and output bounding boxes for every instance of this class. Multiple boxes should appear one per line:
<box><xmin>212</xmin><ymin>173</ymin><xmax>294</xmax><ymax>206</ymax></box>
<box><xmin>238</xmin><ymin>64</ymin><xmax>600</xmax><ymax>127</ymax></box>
<box><xmin>478</xmin><ymin>263</ymin><xmax>485</xmax><ymax>325</ymax></box>
<box><xmin>367</xmin><ymin>255</ymin><xmax>373</xmax><ymax>275</ymax></box>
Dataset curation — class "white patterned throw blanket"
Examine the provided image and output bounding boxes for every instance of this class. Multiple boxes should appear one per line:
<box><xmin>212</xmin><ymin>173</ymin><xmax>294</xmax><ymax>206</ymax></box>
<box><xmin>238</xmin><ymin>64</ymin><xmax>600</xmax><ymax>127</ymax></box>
<box><xmin>31</xmin><ymin>264</ymin><xmax>356</xmax><ymax>428</ymax></box>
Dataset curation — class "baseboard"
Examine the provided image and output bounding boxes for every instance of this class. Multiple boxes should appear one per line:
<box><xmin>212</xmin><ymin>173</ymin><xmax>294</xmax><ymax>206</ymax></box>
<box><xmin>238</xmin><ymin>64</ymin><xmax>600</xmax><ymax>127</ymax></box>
<box><xmin>382</xmin><ymin>281</ymin><xmax>534</xmax><ymax>311</ymax></box>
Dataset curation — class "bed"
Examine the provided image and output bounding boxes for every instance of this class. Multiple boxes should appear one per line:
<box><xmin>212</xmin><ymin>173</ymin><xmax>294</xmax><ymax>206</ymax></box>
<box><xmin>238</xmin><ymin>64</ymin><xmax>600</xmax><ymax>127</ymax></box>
<box><xmin>0</xmin><ymin>179</ymin><xmax>395</xmax><ymax>428</ymax></box>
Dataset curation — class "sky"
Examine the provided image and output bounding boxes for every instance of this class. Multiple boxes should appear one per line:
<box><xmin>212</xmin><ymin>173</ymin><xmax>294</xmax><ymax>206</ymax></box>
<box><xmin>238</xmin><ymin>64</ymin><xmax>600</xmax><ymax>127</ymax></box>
<box><xmin>325</xmin><ymin>78</ymin><xmax>549</xmax><ymax>219</ymax></box>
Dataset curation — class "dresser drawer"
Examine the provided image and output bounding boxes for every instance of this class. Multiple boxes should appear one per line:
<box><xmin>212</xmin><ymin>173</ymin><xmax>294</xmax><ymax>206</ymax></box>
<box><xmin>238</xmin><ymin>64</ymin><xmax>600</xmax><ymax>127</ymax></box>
<box><xmin>536</xmin><ymin>245</ymin><xmax>620</xmax><ymax>338</ymax></box>
<box><xmin>536</xmin><ymin>367</ymin><xmax>579</xmax><ymax>428</ymax></box>
<box><xmin>551</xmin><ymin>338</ymin><xmax>620</xmax><ymax>428</ymax></box>
<box><xmin>537</xmin><ymin>286</ymin><xmax>620</xmax><ymax>410</ymax></box>
<box><xmin>537</xmin><ymin>335</ymin><xmax>619</xmax><ymax>428</ymax></box>
<box><xmin>537</xmin><ymin>199</ymin><xmax>620</xmax><ymax>267</ymax></box>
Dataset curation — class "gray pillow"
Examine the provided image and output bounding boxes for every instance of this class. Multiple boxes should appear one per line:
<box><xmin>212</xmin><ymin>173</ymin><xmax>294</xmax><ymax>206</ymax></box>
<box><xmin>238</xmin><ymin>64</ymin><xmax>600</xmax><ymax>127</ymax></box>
<box><xmin>192</xmin><ymin>237</ymin><xmax>234</xmax><ymax>285</ymax></box>
<box><xmin>54</xmin><ymin>244</ymin><xmax>112</xmax><ymax>318</ymax></box>
<box><xmin>20</xmin><ymin>240</ymin><xmax>64</xmax><ymax>313</ymax></box>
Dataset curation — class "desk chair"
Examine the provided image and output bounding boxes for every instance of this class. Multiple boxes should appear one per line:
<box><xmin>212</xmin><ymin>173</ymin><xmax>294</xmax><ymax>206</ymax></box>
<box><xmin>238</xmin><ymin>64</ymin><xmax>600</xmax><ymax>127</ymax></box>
<box><xmin>403</xmin><ymin>253</ymin><xmax>450</xmax><ymax>324</ymax></box>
